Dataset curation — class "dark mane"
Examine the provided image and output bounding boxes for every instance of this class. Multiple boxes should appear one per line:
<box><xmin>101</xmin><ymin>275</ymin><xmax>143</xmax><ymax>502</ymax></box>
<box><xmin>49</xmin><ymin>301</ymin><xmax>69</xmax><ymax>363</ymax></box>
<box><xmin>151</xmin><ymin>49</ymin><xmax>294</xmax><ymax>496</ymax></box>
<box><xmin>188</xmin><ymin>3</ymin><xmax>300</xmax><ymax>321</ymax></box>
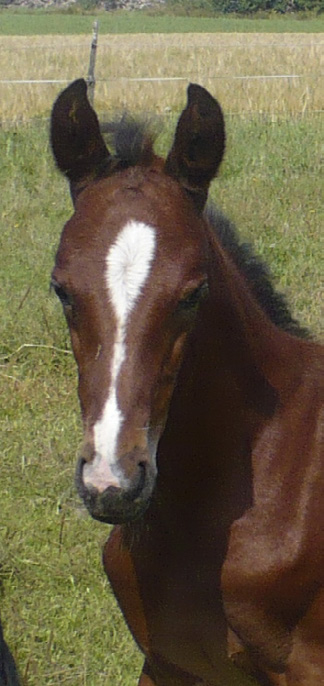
<box><xmin>100</xmin><ymin>114</ymin><xmax>308</xmax><ymax>339</ymax></box>
<box><xmin>205</xmin><ymin>205</ymin><xmax>309</xmax><ymax>338</ymax></box>
<box><xmin>100</xmin><ymin>115</ymin><xmax>157</xmax><ymax>168</ymax></box>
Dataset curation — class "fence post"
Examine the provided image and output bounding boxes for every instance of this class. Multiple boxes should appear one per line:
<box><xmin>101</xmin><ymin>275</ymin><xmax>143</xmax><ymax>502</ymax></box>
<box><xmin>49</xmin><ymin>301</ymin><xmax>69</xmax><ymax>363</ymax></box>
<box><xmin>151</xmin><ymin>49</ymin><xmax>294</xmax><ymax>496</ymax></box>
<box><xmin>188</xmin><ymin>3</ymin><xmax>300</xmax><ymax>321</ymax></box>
<box><xmin>87</xmin><ymin>21</ymin><xmax>98</xmax><ymax>106</ymax></box>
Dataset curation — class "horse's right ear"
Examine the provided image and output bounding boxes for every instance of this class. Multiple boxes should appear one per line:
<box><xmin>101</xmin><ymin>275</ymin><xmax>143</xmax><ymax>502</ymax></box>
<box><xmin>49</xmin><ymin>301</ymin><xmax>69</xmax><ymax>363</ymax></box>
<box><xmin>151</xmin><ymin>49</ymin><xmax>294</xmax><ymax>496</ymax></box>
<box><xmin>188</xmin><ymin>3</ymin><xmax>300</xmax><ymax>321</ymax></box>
<box><xmin>50</xmin><ymin>79</ymin><xmax>111</xmax><ymax>199</ymax></box>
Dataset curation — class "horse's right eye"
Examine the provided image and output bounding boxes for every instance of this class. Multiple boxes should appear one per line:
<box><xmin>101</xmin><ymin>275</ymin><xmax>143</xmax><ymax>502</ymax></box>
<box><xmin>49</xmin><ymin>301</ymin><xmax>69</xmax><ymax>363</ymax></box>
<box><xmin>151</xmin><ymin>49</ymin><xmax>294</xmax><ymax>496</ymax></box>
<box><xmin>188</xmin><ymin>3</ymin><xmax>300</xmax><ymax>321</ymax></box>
<box><xmin>51</xmin><ymin>281</ymin><xmax>73</xmax><ymax>310</ymax></box>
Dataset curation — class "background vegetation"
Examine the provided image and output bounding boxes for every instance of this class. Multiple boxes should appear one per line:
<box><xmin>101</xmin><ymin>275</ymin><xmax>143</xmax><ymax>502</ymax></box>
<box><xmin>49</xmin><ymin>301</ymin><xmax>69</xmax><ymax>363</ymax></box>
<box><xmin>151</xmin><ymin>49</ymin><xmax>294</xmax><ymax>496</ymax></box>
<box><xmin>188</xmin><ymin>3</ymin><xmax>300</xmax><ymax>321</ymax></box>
<box><xmin>163</xmin><ymin>0</ymin><xmax>324</xmax><ymax>15</ymax></box>
<box><xmin>1</xmin><ymin>11</ymin><xmax>323</xmax><ymax>686</ymax></box>
<box><xmin>1</xmin><ymin>0</ymin><xmax>323</xmax><ymax>9</ymax></box>
<box><xmin>1</xmin><ymin>9</ymin><xmax>324</xmax><ymax>34</ymax></box>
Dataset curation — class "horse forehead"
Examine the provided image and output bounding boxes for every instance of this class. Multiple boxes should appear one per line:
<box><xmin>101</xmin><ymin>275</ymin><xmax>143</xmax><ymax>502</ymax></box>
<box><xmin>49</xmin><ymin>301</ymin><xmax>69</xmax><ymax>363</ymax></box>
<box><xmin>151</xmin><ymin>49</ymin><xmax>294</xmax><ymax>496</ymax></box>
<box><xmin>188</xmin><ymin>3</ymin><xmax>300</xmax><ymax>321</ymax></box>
<box><xmin>57</xmin><ymin>169</ymin><xmax>206</xmax><ymax>267</ymax></box>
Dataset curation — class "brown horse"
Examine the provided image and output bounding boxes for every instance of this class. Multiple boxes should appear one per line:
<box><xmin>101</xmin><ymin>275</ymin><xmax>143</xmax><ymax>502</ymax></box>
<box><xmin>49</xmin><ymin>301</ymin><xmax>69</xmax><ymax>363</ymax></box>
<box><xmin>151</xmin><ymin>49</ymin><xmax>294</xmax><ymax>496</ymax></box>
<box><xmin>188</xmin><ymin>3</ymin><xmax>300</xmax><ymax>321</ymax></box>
<box><xmin>50</xmin><ymin>80</ymin><xmax>323</xmax><ymax>686</ymax></box>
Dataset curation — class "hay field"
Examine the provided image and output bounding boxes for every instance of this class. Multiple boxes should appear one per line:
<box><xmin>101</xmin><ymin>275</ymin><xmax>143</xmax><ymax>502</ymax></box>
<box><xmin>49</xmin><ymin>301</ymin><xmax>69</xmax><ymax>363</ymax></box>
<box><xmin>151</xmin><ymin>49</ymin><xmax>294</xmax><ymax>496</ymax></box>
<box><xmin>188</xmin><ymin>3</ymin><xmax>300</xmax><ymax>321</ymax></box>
<box><xmin>1</xmin><ymin>32</ymin><xmax>323</xmax><ymax>123</ymax></box>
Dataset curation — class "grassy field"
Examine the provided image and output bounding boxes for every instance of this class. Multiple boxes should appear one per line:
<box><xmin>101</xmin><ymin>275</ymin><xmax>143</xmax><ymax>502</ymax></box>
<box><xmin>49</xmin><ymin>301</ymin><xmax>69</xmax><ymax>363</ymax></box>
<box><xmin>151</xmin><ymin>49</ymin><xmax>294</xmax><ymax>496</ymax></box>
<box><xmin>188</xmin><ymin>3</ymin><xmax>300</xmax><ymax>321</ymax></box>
<box><xmin>1</xmin><ymin>32</ymin><xmax>323</xmax><ymax>123</ymax></box>
<box><xmin>1</xmin><ymin>10</ymin><xmax>323</xmax><ymax>35</ymax></box>
<box><xmin>1</xmin><ymin>103</ymin><xmax>323</xmax><ymax>684</ymax></box>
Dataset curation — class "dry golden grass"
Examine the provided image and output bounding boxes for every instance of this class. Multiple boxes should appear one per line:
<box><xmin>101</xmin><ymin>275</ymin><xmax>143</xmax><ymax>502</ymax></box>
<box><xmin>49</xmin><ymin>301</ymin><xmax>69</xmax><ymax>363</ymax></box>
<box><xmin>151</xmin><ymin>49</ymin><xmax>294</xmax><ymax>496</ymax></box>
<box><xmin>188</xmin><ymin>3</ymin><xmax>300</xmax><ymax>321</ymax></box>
<box><xmin>1</xmin><ymin>32</ymin><xmax>323</xmax><ymax>122</ymax></box>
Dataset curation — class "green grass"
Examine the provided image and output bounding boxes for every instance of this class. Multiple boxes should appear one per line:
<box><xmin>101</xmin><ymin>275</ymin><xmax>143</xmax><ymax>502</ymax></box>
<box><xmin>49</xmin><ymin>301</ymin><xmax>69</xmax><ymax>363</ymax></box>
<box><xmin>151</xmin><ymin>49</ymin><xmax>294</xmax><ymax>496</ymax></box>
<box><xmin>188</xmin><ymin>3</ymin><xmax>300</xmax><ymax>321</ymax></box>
<box><xmin>1</xmin><ymin>111</ymin><xmax>323</xmax><ymax>685</ymax></box>
<box><xmin>0</xmin><ymin>9</ymin><xmax>323</xmax><ymax>34</ymax></box>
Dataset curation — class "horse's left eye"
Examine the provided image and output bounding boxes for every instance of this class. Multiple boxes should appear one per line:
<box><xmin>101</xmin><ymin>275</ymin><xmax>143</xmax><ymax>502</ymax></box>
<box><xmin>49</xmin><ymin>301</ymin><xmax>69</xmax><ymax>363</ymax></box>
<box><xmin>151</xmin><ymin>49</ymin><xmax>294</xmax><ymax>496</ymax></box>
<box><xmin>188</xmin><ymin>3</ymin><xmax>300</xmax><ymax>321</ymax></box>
<box><xmin>178</xmin><ymin>282</ymin><xmax>209</xmax><ymax>312</ymax></box>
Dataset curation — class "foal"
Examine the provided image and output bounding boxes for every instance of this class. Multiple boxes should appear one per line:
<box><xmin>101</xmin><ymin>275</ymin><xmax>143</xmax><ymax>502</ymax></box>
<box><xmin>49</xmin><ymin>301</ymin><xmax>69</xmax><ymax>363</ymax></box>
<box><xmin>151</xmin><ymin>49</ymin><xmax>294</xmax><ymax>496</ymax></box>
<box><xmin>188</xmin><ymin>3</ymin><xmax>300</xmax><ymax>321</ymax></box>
<box><xmin>51</xmin><ymin>80</ymin><xmax>323</xmax><ymax>686</ymax></box>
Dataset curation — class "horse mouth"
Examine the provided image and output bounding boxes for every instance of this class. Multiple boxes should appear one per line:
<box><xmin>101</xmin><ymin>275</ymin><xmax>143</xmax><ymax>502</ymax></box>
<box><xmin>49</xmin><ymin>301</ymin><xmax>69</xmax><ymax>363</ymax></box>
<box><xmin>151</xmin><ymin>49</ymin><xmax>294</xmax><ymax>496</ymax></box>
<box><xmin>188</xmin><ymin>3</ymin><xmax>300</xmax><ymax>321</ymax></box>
<box><xmin>75</xmin><ymin>458</ymin><xmax>155</xmax><ymax>524</ymax></box>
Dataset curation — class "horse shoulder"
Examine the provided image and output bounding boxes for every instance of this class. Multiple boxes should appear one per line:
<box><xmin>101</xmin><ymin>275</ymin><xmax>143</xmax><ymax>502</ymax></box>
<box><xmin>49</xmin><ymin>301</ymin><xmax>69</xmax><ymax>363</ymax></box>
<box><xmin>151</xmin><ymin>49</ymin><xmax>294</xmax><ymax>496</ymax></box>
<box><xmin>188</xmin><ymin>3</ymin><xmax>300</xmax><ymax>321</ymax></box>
<box><xmin>221</xmin><ymin>340</ymin><xmax>324</xmax><ymax>672</ymax></box>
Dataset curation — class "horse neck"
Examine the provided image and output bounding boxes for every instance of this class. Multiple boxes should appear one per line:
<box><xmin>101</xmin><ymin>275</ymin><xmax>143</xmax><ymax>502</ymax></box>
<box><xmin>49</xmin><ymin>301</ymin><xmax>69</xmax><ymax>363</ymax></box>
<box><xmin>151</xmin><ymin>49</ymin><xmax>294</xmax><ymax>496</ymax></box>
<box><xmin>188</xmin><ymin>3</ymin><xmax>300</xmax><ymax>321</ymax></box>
<box><xmin>202</xmin><ymin>230</ymin><xmax>303</xmax><ymax>407</ymax></box>
<box><xmin>157</xmin><ymin>231</ymin><xmax>303</xmax><ymax>524</ymax></box>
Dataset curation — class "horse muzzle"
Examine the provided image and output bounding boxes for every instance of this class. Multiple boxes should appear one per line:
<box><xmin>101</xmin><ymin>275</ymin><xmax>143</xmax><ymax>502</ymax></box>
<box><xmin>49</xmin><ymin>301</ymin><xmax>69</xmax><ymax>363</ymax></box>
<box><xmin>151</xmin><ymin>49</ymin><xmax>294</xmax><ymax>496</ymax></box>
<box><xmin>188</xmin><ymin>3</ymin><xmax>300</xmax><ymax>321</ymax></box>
<box><xmin>75</xmin><ymin>450</ymin><xmax>157</xmax><ymax>524</ymax></box>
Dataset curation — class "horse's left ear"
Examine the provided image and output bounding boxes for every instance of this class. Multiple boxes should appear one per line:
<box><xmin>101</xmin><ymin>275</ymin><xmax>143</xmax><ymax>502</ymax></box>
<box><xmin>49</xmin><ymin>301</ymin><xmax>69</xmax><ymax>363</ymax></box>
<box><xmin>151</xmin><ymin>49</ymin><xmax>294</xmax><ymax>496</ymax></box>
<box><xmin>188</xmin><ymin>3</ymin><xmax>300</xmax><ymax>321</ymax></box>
<box><xmin>50</xmin><ymin>79</ymin><xmax>111</xmax><ymax>200</ymax></box>
<box><xmin>165</xmin><ymin>84</ymin><xmax>225</xmax><ymax>212</ymax></box>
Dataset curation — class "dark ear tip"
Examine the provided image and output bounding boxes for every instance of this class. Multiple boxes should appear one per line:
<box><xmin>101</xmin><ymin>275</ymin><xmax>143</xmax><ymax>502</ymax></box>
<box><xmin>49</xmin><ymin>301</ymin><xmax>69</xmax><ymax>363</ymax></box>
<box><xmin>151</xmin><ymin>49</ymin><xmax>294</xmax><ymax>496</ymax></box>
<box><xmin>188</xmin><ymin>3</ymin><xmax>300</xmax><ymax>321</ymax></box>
<box><xmin>67</xmin><ymin>78</ymin><xmax>88</xmax><ymax>96</ymax></box>
<box><xmin>187</xmin><ymin>83</ymin><xmax>216</xmax><ymax>105</ymax></box>
<box><xmin>187</xmin><ymin>83</ymin><xmax>207</xmax><ymax>100</ymax></box>
<box><xmin>53</xmin><ymin>79</ymin><xmax>88</xmax><ymax>110</ymax></box>
<box><xmin>187</xmin><ymin>83</ymin><xmax>223</xmax><ymax>119</ymax></box>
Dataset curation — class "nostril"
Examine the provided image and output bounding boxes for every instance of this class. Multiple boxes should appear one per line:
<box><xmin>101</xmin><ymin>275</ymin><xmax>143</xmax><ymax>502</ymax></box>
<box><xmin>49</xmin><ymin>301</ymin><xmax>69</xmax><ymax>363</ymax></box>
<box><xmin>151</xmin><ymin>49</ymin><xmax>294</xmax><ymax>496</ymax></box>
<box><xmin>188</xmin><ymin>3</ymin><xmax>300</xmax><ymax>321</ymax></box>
<box><xmin>81</xmin><ymin>441</ymin><xmax>94</xmax><ymax>464</ymax></box>
<box><xmin>76</xmin><ymin>457</ymin><xmax>99</xmax><ymax>501</ymax></box>
<box><xmin>125</xmin><ymin>461</ymin><xmax>147</xmax><ymax>502</ymax></box>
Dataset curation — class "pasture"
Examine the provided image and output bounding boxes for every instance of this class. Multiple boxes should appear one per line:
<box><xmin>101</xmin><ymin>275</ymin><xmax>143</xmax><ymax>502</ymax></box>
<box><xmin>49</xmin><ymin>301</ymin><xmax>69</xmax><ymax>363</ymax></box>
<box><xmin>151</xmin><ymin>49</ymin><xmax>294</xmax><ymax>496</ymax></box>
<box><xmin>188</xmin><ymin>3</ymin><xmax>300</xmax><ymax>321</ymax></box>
<box><xmin>1</xmin><ymin>21</ymin><xmax>323</xmax><ymax>686</ymax></box>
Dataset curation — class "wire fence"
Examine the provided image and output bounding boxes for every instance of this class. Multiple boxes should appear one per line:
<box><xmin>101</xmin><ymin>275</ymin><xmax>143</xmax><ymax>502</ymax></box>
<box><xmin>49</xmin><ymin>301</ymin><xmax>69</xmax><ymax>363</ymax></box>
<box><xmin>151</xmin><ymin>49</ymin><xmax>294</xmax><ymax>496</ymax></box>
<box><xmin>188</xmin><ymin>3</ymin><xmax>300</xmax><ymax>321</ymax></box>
<box><xmin>1</xmin><ymin>26</ymin><xmax>323</xmax><ymax>124</ymax></box>
<box><xmin>1</xmin><ymin>72</ymin><xmax>323</xmax><ymax>84</ymax></box>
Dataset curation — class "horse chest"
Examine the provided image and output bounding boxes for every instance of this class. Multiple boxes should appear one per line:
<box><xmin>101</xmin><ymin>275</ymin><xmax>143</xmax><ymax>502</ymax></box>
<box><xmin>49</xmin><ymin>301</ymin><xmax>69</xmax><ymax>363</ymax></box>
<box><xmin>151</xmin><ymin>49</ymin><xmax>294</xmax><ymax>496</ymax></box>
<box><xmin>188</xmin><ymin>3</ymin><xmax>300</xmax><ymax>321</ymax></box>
<box><xmin>104</xmin><ymin>524</ymin><xmax>254</xmax><ymax>686</ymax></box>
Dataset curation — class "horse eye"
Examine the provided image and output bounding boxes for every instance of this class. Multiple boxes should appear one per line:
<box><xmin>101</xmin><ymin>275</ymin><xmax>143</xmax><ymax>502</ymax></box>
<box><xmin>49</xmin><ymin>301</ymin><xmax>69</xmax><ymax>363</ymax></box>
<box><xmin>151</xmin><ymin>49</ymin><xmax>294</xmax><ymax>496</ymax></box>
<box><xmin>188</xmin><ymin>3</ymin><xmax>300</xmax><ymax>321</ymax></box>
<box><xmin>51</xmin><ymin>281</ymin><xmax>73</xmax><ymax>309</ymax></box>
<box><xmin>178</xmin><ymin>282</ymin><xmax>209</xmax><ymax>311</ymax></box>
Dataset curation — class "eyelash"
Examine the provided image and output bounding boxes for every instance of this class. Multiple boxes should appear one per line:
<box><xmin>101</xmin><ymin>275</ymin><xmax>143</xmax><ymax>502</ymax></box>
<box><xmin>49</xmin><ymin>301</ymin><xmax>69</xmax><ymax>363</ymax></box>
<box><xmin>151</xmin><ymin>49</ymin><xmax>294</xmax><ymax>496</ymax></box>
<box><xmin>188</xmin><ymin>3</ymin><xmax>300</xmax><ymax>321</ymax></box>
<box><xmin>178</xmin><ymin>282</ymin><xmax>208</xmax><ymax>311</ymax></box>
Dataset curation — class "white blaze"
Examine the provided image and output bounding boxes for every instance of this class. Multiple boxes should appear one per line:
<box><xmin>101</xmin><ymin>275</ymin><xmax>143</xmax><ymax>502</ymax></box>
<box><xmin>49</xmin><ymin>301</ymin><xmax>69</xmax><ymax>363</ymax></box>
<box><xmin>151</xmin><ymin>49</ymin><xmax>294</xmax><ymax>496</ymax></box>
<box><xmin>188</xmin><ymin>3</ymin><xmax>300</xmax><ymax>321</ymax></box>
<box><xmin>83</xmin><ymin>220</ymin><xmax>156</xmax><ymax>492</ymax></box>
